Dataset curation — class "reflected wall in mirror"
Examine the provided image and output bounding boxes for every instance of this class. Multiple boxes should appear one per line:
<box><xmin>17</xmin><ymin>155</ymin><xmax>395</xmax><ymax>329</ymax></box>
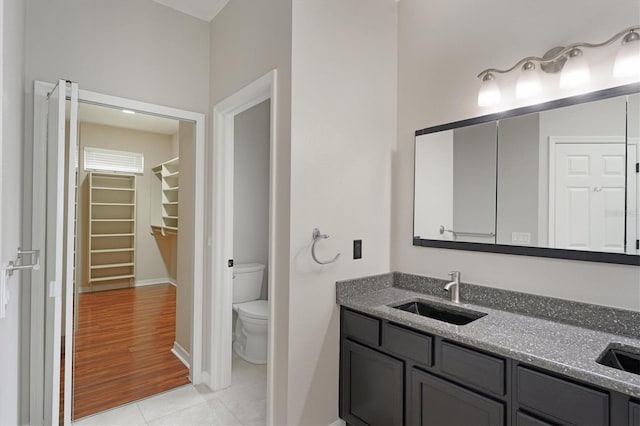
<box><xmin>414</xmin><ymin>122</ymin><xmax>497</xmax><ymax>243</ymax></box>
<box><xmin>413</xmin><ymin>83</ymin><xmax>640</xmax><ymax>265</ymax></box>
<box><xmin>497</xmin><ymin>96</ymin><xmax>630</xmax><ymax>254</ymax></box>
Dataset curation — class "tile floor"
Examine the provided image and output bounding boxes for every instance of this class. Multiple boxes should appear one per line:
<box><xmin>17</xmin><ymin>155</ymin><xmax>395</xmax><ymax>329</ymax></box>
<box><xmin>74</xmin><ymin>354</ymin><xmax>267</xmax><ymax>426</ymax></box>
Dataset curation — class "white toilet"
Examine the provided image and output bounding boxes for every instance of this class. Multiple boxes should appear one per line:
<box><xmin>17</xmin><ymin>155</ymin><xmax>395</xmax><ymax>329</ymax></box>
<box><xmin>232</xmin><ymin>263</ymin><xmax>268</xmax><ymax>364</ymax></box>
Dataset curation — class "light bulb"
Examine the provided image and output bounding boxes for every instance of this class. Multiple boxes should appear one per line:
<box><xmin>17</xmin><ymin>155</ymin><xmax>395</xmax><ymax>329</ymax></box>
<box><xmin>613</xmin><ymin>30</ymin><xmax>640</xmax><ymax>80</ymax></box>
<box><xmin>477</xmin><ymin>73</ymin><xmax>501</xmax><ymax>107</ymax></box>
<box><xmin>516</xmin><ymin>61</ymin><xmax>542</xmax><ymax>99</ymax></box>
<box><xmin>560</xmin><ymin>48</ymin><xmax>590</xmax><ymax>89</ymax></box>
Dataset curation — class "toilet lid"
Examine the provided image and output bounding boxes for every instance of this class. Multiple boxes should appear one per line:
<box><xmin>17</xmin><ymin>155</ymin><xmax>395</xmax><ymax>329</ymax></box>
<box><xmin>239</xmin><ymin>300</ymin><xmax>268</xmax><ymax>320</ymax></box>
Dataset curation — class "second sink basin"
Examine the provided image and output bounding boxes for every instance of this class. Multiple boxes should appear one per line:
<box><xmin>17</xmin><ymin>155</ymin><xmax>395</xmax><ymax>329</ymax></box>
<box><xmin>391</xmin><ymin>300</ymin><xmax>487</xmax><ymax>325</ymax></box>
<box><xmin>597</xmin><ymin>344</ymin><xmax>640</xmax><ymax>375</ymax></box>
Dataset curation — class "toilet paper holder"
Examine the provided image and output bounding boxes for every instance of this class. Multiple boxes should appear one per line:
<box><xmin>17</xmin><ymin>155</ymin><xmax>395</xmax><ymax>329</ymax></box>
<box><xmin>311</xmin><ymin>228</ymin><xmax>341</xmax><ymax>265</ymax></box>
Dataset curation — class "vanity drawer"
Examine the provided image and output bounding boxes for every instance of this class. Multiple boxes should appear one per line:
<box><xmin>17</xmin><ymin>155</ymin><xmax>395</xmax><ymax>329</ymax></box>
<box><xmin>342</xmin><ymin>309</ymin><xmax>380</xmax><ymax>347</ymax></box>
<box><xmin>439</xmin><ymin>341</ymin><xmax>505</xmax><ymax>396</ymax></box>
<box><xmin>383</xmin><ymin>322</ymin><xmax>432</xmax><ymax>366</ymax></box>
<box><xmin>516</xmin><ymin>366</ymin><xmax>609</xmax><ymax>426</ymax></box>
<box><xmin>515</xmin><ymin>411</ymin><xmax>555</xmax><ymax>426</ymax></box>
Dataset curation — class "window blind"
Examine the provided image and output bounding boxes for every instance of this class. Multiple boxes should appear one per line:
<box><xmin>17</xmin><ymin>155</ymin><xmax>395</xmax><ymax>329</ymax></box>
<box><xmin>84</xmin><ymin>147</ymin><xmax>144</xmax><ymax>175</ymax></box>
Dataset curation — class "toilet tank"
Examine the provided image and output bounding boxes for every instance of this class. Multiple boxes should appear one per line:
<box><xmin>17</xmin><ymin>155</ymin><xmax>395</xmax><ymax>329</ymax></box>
<box><xmin>233</xmin><ymin>263</ymin><xmax>265</xmax><ymax>304</ymax></box>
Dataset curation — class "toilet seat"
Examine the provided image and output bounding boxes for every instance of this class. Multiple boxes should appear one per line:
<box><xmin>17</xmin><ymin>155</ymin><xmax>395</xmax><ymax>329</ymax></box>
<box><xmin>238</xmin><ymin>300</ymin><xmax>268</xmax><ymax>320</ymax></box>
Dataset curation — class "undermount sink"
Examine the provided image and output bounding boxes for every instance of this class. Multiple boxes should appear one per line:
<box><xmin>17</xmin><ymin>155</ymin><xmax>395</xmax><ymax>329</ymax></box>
<box><xmin>390</xmin><ymin>300</ymin><xmax>487</xmax><ymax>326</ymax></box>
<box><xmin>597</xmin><ymin>344</ymin><xmax>640</xmax><ymax>375</ymax></box>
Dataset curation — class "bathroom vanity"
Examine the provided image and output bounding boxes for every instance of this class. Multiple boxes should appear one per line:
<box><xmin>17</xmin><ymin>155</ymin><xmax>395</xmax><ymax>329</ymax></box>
<box><xmin>337</xmin><ymin>273</ymin><xmax>640</xmax><ymax>426</ymax></box>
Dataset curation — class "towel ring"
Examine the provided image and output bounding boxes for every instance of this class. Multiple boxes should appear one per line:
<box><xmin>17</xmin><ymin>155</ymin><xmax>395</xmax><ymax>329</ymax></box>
<box><xmin>311</xmin><ymin>228</ymin><xmax>341</xmax><ymax>265</ymax></box>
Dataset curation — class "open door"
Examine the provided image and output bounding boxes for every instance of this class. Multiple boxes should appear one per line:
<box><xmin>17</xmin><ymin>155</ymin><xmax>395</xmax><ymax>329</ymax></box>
<box><xmin>30</xmin><ymin>80</ymin><xmax>78</xmax><ymax>426</ymax></box>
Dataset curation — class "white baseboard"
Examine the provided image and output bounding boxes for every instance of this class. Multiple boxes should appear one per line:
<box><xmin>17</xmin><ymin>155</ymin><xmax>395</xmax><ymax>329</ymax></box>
<box><xmin>328</xmin><ymin>419</ymin><xmax>346</xmax><ymax>426</ymax></box>
<box><xmin>168</xmin><ymin>277</ymin><xmax>177</xmax><ymax>287</ymax></box>
<box><xmin>134</xmin><ymin>278</ymin><xmax>173</xmax><ymax>287</ymax></box>
<box><xmin>171</xmin><ymin>341</ymin><xmax>191</xmax><ymax>369</ymax></box>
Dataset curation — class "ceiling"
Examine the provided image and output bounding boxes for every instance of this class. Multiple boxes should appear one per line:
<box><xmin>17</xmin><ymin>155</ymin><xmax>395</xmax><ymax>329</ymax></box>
<box><xmin>77</xmin><ymin>102</ymin><xmax>179</xmax><ymax>135</ymax></box>
<box><xmin>151</xmin><ymin>0</ymin><xmax>230</xmax><ymax>22</ymax></box>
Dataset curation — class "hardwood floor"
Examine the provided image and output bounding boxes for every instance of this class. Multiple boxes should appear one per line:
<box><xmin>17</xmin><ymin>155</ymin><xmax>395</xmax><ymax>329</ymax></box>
<box><xmin>66</xmin><ymin>284</ymin><xmax>190</xmax><ymax>421</ymax></box>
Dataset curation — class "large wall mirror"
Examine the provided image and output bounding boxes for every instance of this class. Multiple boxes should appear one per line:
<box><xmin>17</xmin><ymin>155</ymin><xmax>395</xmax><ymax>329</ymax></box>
<box><xmin>414</xmin><ymin>83</ymin><xmax>640</xmax><ymax>265</ymax></box>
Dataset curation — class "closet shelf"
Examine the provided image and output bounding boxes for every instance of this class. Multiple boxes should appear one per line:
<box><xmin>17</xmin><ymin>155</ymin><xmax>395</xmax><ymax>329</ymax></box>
<box><xmin>91</xmin><ymin>262</ymin><xmax>135</xmax><ymax>270</ymax></box>
<box><xmin>150</xmin><ymin>157</ymin><xmax>180</xmax><ymax>235</ymax></box>
<box><xmin>91</xmin><ymin>186</ymin><xmax>135</xmax><ymax>192</ymax></box>
<box><xmin>88</xmin><ymin>172</ymin><xmax>136</xmax><ymax>290</ymax></box>
<box><xmin>90</xmin><ymin>274</ymin><xmax>135</xmax><ymax>283</ymax></box>
<box><xmin>91</xmin><ymin>248</ymin><xmax>134</xmax><ymax>254</ymax></box>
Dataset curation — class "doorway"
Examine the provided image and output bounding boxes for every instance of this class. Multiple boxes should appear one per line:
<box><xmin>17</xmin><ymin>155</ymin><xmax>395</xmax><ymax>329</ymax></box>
<box><xmin>210</xmin><ymin>70</ymin><xmax>277</xmax><ymax>424</ymax></box>
<box><xmin>68</xmin><ymin>102</ymin><xmax>191</xmax><ymax>420</ymax></box>
<box><xmin>30</xmin><ymin>81</ymin><xmax>206</xmax><ymax>426</ymax></box>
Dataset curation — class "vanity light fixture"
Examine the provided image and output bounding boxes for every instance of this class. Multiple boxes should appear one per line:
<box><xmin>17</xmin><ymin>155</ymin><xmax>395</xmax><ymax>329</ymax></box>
<box><xmin>515</xmin><ymin>61</ymin><xmax>542</xmax><ymax>99</ymax></box>
<box><xmin>477</xmin><ymin>72</ymin><xmax>501</xmax><ymax>106</ymax></box>
<box><xmin>559</xmin><ymin>48</ymin><xmax>590</xmax><ymax>89</ymax></box>
<box><xmin>614</xmin><ymin>30</ymin><xmax>640</xmax><ymax>79</ymax></box>
<box><xmin>477</xmin><ymin>25</ymin><xmax>640</xmax><ymax>107</ymax></box>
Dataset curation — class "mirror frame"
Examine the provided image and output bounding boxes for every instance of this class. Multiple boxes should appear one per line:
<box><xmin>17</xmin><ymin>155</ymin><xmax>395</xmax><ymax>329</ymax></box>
<box><xmin>413</xmin><ymin>82</ymin><xmax>640</xmax><ymax>266</ymax></box>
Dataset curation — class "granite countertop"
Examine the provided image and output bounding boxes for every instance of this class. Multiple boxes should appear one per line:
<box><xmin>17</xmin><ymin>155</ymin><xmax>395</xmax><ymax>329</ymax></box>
<box><xmin>336</xmin><ymin>272</ymin><xmax>640</xmax><ymax>398</ymax></box>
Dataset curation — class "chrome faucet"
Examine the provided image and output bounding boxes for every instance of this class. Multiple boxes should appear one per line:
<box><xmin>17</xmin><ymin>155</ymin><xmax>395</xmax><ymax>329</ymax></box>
<box><xmin>444</xmin><ymin>271</ymin><xmax>460</xmax><ymax>303</ymax></box>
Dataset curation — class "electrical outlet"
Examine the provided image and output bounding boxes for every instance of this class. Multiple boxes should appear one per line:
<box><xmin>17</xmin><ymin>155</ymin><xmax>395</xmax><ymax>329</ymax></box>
<box><xmin>353</xmin><ymin>240</ymin><xmax>362</xmax><ymax>259</ymax></box>
<box><xmin>511</xmin><ymin>232</ymin><xmax>531</xmax><ymax>245</ymax></box>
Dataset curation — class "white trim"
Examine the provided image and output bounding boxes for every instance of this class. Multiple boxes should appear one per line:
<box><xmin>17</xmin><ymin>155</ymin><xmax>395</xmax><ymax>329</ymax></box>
<box><xmin>168</xmin><ymin>277</ymin><xmax>177</xmax><ymax>286</ymax></box>
<box><xmin>210</xmin><ymin>70</ymin><xmax>277</xmax><ymax>426</ymax></box>
<box><xmin>134</xmin><ymin>278</ymin><xmax>174</xmax><ymax>287</ymax></box>
<box><xmin>547</xmin><ymin>135</ymin><xmax>626</xmax><ymax>247</ymax></box>
<box><xmin>328</xmin><ymin>420</ymin><xmax>346</xmax><ymax>426</ymax></box>
<box><xmin>171</xmin><ymin>341</ymin><xmax>191</xmax><ymax>369</ymax></box>
<box><xmin>29</xmin><ymin>81</ymin><xmax>50</xmax><ymax>425</ymax></box>
<box><xmin>63</xmin><ymin>82</ymin><xmax>79</xmax><ymax>426</ymax></box>
<box><xmin>31</xmin><ymin>80</ymin><xmax>206</xmax><ymax>424</ymax></box>
<box><xmin>0</xmin><ymin>0</ymin><xmax>4</xmax><ymax>269</ymax></box>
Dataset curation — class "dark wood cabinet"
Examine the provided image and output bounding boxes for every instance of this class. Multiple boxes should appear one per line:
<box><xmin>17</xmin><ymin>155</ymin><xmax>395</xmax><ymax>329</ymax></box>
<box><xmin>410</xmin><ymin>368</ymin><xmax>504</xmax><ymax>426</ymax></box>
<box><xmin>631</xmin><ymin>401</ymin><xmax>640</xmax><ymax>426</ymax></box>
<box><xmin>340</xmin><ymin>339</ymin><xmax>404</xmax><ymax>426</ymax></box>
<box><xmin>339</xmin><ymin>307</ymin><xmax>634</xmax><ymax>426</ymax></box>
<box><xmin>515</xmin><ymin>366</ymin><xmax>609</xmax><ymax>426</ymax></box>
<box><xmin>515</xmin><ymin>411</ymin><xmax>555</xmax><ymax>426</ymax></box>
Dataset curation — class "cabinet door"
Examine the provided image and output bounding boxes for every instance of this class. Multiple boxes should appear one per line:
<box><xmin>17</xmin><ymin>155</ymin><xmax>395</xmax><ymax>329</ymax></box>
<box><xmin>631</xmin><ymin>401</ymin><xmax>640</xmax><ymax>426</ymax></box>
<box><xmin>341</xmin><ymin>339</ymin><xmax>404</xmax><ymax>426</ymax></box>
<box><xmin>410</xmin><ymin>368</ymin><xmax>504</xmax><ymax>426</ymax></box>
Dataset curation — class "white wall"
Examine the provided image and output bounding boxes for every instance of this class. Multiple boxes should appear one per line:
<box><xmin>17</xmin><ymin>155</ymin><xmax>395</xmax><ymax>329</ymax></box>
<box><xmin>414</xmin><ymin>131</ymin><xmax>453</xmax><ymax>239</ymax></box>
<box><xmin>452</xmin><ymin>123</ymin><xmax>497</xmax><ymax>242</ymax></box>
<box><xmin>393</xmin><ymin>0</ymin><xmax>640</xmax><ymax>310</ymax></box>
<box><xmin>497</xmin><ymin>113</ymin><xmax>540</xmax><ymax>245</ymax></box>
<box><xmin>234</xmin><ymin>100</ymin><xmax>270</xmax><ymax>298</ymax></box>
<box><xmin>209</xmin><ymin>1</ymin><xmax>292</xmax><ymax>422</ymax></box>
<box><xmin>0</xmin><ymin>1</ymin><xmax>25</xmax><ymax>424</ymax></box>
<box><xmin>289</xmin><ymin>1</ymin><xmax>397</xmax><ymax>424</ymax></box>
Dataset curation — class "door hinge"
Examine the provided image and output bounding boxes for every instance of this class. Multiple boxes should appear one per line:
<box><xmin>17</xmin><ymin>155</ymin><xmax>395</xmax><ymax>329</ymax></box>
<box><xmin>636</xmin><ymin>162</ymin><xmax>639</xmax><ymax>173</ymax></box>
<box><xmin>48</xmin><ymin>281</ymin><xmax>62</xmax><ymax>298</ymax></box>
<box><xmin>637</xmin><ymin>240</ymin><xmax>639</xmax><ymax>251</ymax></box>
<box><xmin>228</xmin><ymin>259</ymin><xmax>234</xmax><ymax>267</ymax></box>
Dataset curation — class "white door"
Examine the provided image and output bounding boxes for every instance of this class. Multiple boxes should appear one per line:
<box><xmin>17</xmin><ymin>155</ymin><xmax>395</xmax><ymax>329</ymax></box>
<box><xmin>30</xmin><ymin>80</ymin><xmax>79</xmax><ymax>426</ymax></box>
<box><xmin>553</xmin><ymin>142</ymin><xmax>626</xmax><ymax>252</ymax></box>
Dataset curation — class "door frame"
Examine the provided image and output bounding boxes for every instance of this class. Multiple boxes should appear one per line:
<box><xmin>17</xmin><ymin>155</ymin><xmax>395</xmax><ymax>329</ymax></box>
<box><xmin>31</xmin><ymin>80</ymin><xmax>206</xmax><ymax>424</ymax></box>
<box><xmin>209</xmin><ymin>69</ymin><xmax>277</xmax><ymax>425</ymax></box>
<box><xmin>548</xmin><ymin>135</ymin><xmax>625</xmax><ymax>248</ymax></box>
